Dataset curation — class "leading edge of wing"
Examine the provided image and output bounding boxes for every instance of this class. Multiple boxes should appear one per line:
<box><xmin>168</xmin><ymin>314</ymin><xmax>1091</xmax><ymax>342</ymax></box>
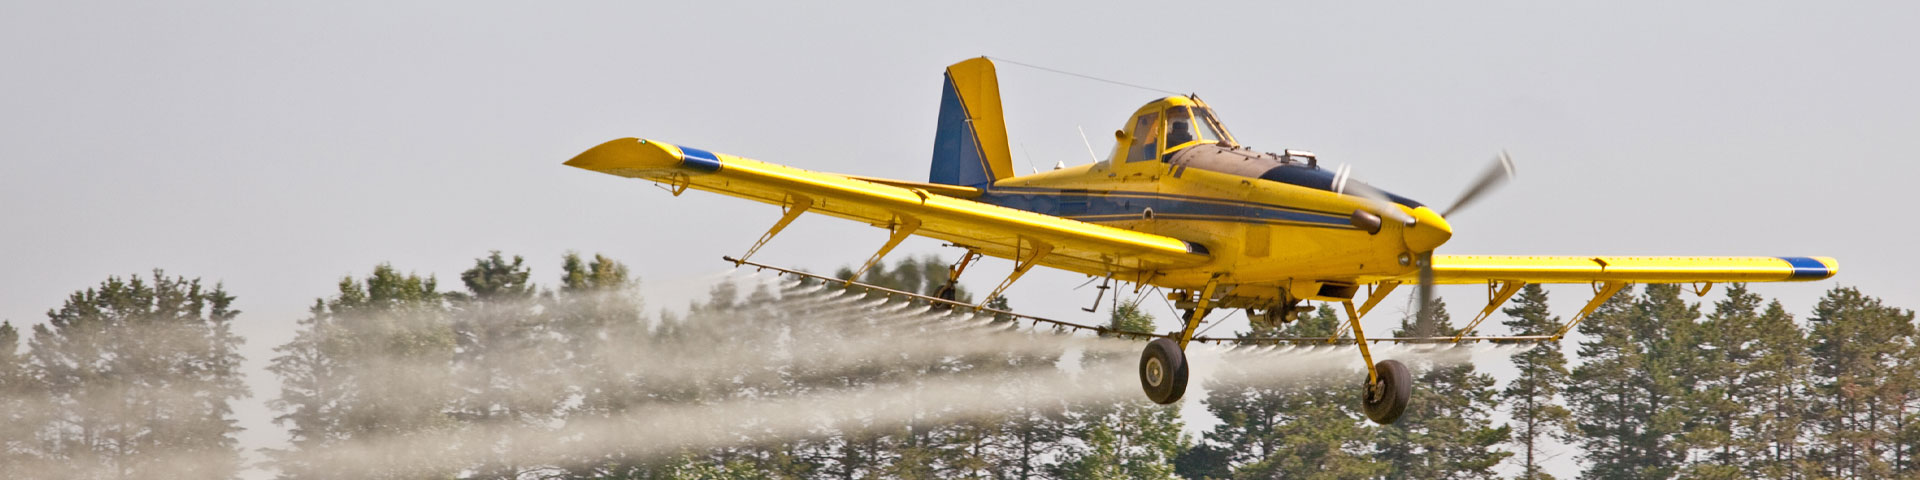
<box><xmin>1362</xmin><ymin>254</ymin><xmax>1838</xmax><ymax>285</ymax></box>
<box><xmin>564</xmin><ymin>137</ymin><xmax>1211</xmax><ymax>268</ymax></box>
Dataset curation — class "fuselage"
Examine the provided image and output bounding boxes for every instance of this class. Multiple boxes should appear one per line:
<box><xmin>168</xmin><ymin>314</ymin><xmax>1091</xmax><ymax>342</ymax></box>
<box><xmin>973</xmin><ymin>95</ymin><xmax>1453</xmax><ymax>305</ymax></box>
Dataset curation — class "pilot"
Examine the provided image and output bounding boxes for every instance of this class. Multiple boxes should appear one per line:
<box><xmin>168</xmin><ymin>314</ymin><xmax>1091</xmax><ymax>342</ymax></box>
<box><xmin>1166</xmin><ymin>108</ymin><xmax>1197</xmax><ymax>148</ymax></box>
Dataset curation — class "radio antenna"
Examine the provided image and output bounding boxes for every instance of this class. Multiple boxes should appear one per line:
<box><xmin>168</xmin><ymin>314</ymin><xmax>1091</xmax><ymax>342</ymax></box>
<box><xmin>1076</xmin><ymin>126</ymin><xmax>1101</xmax><ymax>164</ymax></box>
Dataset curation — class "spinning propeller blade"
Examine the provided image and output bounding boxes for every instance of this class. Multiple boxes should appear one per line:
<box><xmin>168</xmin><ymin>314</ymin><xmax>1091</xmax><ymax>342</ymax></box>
<box><xmin>1333</xmin><ymin>164</ymin><xmax>1414</xmax><ymax>224</ymax></box>
<box><xmin>1441</xmin><ymin>151</ymin><xmax>1516</xmax><ymax>218</ymax></box>
<box><xmin>1417</xmin><ymin>151</ymin><xmax>1516</xmax><ymax>333</ymax></box>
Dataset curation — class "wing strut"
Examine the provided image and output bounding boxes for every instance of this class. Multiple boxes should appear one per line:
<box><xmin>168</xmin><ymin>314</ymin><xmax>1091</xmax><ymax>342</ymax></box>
<box><xmin>848</xmin><ymin>215</ymin><xmax>921</xmax><ymax>283</ymax></box>
<box><xmin>1550</xmin><ymin>281</ymin><xmax>1630</xmax><ymax>341</ymax></box>
<box><xmin>1453</xmin><ymin>280</ymin><xmax>1526</xmax><ymax>342</ymax></box>
<box><xmin>734</xmin><ymin>193</ymin><xmax>813</xmax><ymax>266</ymax></box>
<box><xmin>980</xmin><ymin>238</ymin><xmax>1051</xmax><ymax>308</ymax></box>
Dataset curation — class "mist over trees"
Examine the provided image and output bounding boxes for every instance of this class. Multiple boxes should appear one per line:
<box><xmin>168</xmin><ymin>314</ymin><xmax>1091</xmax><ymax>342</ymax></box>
<box><xmin>0</xmin><ymin>253</ymin><xmax>1915</xmax><ymax>479</ymax></box>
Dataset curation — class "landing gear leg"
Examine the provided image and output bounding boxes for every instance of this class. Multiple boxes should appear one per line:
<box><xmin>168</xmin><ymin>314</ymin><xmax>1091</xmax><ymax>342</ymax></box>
<box><xmin>1139</xmin><ymin>277</ymin><xmax>1219</xmax><ymax>405</ymax></box>
<box><xmin>1343</xmin><ymin>300</ymin><xmax>1411</xmax><ymax>424</ymax></box>
<box><xmin>929</xmin><ymin>251</ymin><xmax>981</xmax><ymax>310</ymax></box>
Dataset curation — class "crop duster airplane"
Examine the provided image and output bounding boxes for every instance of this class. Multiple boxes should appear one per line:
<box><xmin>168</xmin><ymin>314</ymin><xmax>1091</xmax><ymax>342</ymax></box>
<box><xmin>564</xmin><ymin>57</ymin><xmax>1836</xmax><ymax>425</ymax></box>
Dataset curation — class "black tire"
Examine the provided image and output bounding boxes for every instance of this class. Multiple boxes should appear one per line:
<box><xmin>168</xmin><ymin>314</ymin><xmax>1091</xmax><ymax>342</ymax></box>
<box><xmin>1139</xmin><ymin>338</ymin><xmax>1190</xmax><ymax>404</ymax></box>
<box><xmin>929</xmin><ymin>284</ymin><xmax>958</xmax><ymax>310</ymax></box>
<box><xmin>1361</xmin><ymin>359</ymin><xmax>1412</xmax><ymax>425</ymax></box>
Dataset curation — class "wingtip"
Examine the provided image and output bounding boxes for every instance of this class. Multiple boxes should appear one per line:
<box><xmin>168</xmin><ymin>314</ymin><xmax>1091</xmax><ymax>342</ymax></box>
<box><xmin>564</xmin><ymin>137</ymin><xmax>684</xmax><ymax>174</ymax></box>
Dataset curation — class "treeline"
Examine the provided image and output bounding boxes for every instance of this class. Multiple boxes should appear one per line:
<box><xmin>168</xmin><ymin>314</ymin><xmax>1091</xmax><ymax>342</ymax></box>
<box><xmin>0</xmin><ymin>252</ymin><xmax>1913</xmax><ymax>479</ymax></box>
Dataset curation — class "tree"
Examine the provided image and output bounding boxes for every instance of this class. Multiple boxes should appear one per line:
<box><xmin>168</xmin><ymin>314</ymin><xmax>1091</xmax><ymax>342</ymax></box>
<box><xmin>1499</xmin><ymin>284</ymin><xmax>1575</xmax><ymax>480</ymax></box>
<box><xmin>1805</xmin><ymin>286</ymin><xmax>1916</xmax><ymax>479</ymax></box>
<box><xmin>446</xmin><ymin>251</ymin><xmax>570</xmax><ymax>479</ymax></box>
<box><xmin>1677</xmin><ymin>284</ymin><xmax>1815</xmax><ymax>479</ymax></box>
<box><xmin>1061</xmin><ymin>402</ymin><xmax>1186</xmax><ymax>480</ymax></box>
<box><xmin>25</xmin><ymin>271</ymin><xmax>249</xmax><ymax>479</ymax></box>
<box><xmin>547</xmin><ymin>252</ymin><xmax>666</xmax><ymax>479</ymax></box>
<box><xmin>1376</xmin><ymin>297</ymin><xmax>1511</xmax><ymax>479</ymax></box>
<box><xmin>0</xmin><ymin>321</ymin><xmax>38</xmax><ymax>479</ymax></box>
<box><xmin>268</xmin><ymin>264</ymin><xmax>457</xmax><ymax>479</ymax></box>
<box><xmin>1568</xmin><ymin>285</ymin><xmax>1702</xmax><ymax>480</ymax></box>
<box><xmin>1200</xmin><ymin>305</ymin><xmax>1382</xmax><ymax>479</ymax></box>
<box><xmin>1060</xmin><ymin>301</ymin><xmax>1188</xmax><ymax>480</ymax></box>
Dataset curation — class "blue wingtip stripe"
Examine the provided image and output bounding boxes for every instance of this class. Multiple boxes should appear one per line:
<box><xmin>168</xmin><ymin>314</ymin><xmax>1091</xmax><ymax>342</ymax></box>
<box><xmin>1778</xmin><ymin>256</ymin><xmax>1830</xmax><ymax>279</ymax></box>
<box><xmin>679</xmin><ymin>146</ymin><xmax>722</xmax><ymax>172</ymax></box>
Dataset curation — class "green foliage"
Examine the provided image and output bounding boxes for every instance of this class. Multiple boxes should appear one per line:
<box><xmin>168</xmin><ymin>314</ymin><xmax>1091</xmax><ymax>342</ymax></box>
<box><xmin>0</xmin><ymin>320</ymin><xmax>40</xmax><ymax>479</ymax></box>
<box><xmin>1805</xmin><ymin>286</ymin><xmax>1917</xmax><ymax>478</ymax></box>
<box><xmin>1200</xmin><ymin>305</ymin><xmax>1381</xmax><ymax>479</ymax></box>
<box><xmin>268</xmin><ymin>263</ymin><xmax>456</xmax><ymax>479</ymax></box>
<box><xmin>19</xmin><ymin>248</ymin><xmax>1906</xmax><ymax>480</ymax></box>
<box><xmin>1062</xmin><ymin>403</ymin><xmax>1187</xmax><ymax>480</ymax></box>
<box><xmin>1682</xmin><ymin>284</ymin><xmax>1814</xmax><ymax>479</ymax></box>
<box><xmin>1568</xmin><ymin>285</ymin><xmax>1703</xmax><ymax>480</ymax></box>
<box><xmin>1499</xmin><ymin>285</ymin><xmax>1574</xmax><ymax>480</ymax></box>
<box><xmin>1108</xmin><ymin>299</ymin><xmax>1156</xmax><ymax>336</ymax></box>
<box><xmin>21</xmin><ymin>271</ymin><xmax>249</xmax><ymax>479</ymax></box>
<box><xmin>1379</xmin><ymin>298</ymin><xmax>1511</xmax><ymax>479</ymax></box>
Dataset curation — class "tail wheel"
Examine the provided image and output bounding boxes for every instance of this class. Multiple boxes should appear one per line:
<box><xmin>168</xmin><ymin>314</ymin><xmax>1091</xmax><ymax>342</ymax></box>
<box><xmin>1361</xmin><ymin>359</ymin><xmax>1412</xmax><ymax>425</ymax></box>
<box><xmin>1139</xmin><ymin>337</ymin><xmax>1190</xmax><ymax>404</ymax></box>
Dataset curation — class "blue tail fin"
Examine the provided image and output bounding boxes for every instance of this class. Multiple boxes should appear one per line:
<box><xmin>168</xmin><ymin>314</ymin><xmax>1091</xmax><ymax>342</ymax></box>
<box><xmin>929</xmin><ymin>57</ymin><xmax>1015</xmax><ymax>188</ymax></box>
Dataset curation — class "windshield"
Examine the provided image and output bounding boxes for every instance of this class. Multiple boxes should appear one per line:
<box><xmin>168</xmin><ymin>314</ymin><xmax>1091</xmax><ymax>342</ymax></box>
<box><xmin>1194</xmin><ymin>107</ymin><xmax>1231</xmax><ymax>144</ymax></box>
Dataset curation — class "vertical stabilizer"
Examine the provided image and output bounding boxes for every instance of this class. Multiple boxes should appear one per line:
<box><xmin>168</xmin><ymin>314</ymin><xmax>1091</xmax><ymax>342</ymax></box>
<box><xmin>929</xmin><ymin>57</ymin><xmax>1015</xmax><ymax>188</ymax></box>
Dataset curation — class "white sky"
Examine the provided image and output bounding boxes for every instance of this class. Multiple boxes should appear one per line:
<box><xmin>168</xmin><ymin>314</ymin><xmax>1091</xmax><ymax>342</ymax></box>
<box><xmin>3</xmin><ymin>1</ymin><xmax>1915</xmax><ymax>477</ymax></box>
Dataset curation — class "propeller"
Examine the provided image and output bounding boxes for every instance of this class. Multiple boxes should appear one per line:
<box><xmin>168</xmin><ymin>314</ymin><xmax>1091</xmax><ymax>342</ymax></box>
<box><xmin>1332</xmin><ymin>164</ymin><xmax>1414</xmax><ymax>225</ymax></box>
<box><xmin>1414</xmin><ymin>152</ymin><xmax>1517</xmax><ymax>336</ymax></box>
<box><xmin>1441</xmin><ymin>151</ymin><xmax>1516</xmax><ymax>218</ymax></box>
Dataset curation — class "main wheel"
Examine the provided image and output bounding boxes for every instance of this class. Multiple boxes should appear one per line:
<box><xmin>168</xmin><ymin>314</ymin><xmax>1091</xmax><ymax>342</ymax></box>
<box><xmin>1139</xmin><ymin>337</ymin><xmax>1190</xmax><ymax>404</ymax></box>
<box><xmin>1361</xmin><ymin>359</ymin><xmax>1412</xmax><ymax>425</ymax></box>
<box><xmin>929</xmin><ymin>283</ymin><xmax>958</xmax><ymax>311</ymax></box>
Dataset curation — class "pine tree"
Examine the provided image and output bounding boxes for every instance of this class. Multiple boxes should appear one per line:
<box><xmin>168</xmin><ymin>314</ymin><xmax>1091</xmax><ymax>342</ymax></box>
<box><xmin>548</xmin><ymin>252</ymin><xmax>665</xmax><ymax>479</ymax></box>
<box><xmin>1376</xmin><ymin>297</ymin><xmax>1511</xmax><ymax>479</ymax></box>
<box><xmin>1498</xmin><ymin>285</ymin><xmax>1574</xmax><ymax>480</ymax></box>
<box><xmin>0</xmin><ymin>321</ymin><xmax>39</xmax><ymax>479</ymax></box>
<box><xmin>1061</xmin><ymin>402</ymin><xmax>1186</xmax><ymax>480</ymax></box>
<box><xmin>25</xmin><ymin>271</ymin><xmax>249</xmax><ymax>479</ymax></box>
<box><xmin>1568</xmin><ymin>284</ymin><xmax>1703</xmax><ymax>480</ymax></box>
<box><xmin>1201</xmin><ymin>305</ymin><xmax>1381</xmax><ymax>478</ymax></box>
<box><xmin>267</xmin><ymin>264</ymin><xmax>456</xmax><ymax>479</ymax></box>
<box><xmin>1748</xmin><ymin>298</ymin><xmax>1815</xmax><ymax>478</ymax></box>
<box><xmin>1679</xmin><ymin>284</ymin><xmax>1814</xmax><ymax>479</ymax></box>
<box><xmin>1805</xmin><ymin>286</ymin><xmax>1916</xmax><ymax>479</ymax></box>
<box><xmin>446</xmin><ymin>252</ymin><xmax>570</xmax><ymax>479</ymax></box>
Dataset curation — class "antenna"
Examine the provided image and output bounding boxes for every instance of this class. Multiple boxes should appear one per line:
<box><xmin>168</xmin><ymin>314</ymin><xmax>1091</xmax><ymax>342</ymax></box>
<box><xmin>1076</xmin><ymin>126</ymin><xmax>1101</xmax><ymax>164</ymax></box>
<box><xmin>1021</xmin><ymin>143</ymin><xmax>1040</xmax><ymax>174</ymax></box>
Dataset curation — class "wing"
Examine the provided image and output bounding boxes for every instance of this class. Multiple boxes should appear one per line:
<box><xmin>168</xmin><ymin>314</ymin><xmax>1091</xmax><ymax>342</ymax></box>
<box><xmin>565</xmin><ymin>138</ymin><xmax>1211</xmax><ymax>275</ymax></box>
<box><xmin>1360</xmin><ymin>254</ymin><xmax>1837</xmax><ymax>285</ymax></box>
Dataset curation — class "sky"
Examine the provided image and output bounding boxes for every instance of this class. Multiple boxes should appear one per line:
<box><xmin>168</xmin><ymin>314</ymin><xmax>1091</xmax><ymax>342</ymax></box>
<box><xmin>3</xmin><ymin>0</ymin><xmax>1916</xmax><ymax>477</ymax></box>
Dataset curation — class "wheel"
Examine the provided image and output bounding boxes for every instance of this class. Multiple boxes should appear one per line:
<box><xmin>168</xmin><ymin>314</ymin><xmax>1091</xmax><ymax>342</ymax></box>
<box><xmin>1139</xmin><ymin>337</ymin><xmax>1190</xmax><ymax>404</ymax></box>
<box><xmin>929</xmin><ymin>284</ymin><xmax>958</xmax><ymax>310</ymax></box>
<box><xmin>1361</xmin><ymin>359</ymin><xmax>1412</xmax><ymax>425</ymax></box>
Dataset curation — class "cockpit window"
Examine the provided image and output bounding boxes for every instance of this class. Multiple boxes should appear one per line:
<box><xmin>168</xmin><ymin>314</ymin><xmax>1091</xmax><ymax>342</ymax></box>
<box><xmin>1166</xmin><ymin>106</ymin><xmax>1199</xmax><ymax>149</ymax></box>
<box><xmin>1194</xmin><ymin>107</ymin><xmax>1228</xmax><ymax>144</ymax></box>
<box><xmin>1125</xmin><ymin>111</ymin><xmax>1160</xmax><ymax>163</ymax></box>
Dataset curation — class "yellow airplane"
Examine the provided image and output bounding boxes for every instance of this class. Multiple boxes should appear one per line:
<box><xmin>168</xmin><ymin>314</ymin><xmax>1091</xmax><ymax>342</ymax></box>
<box><xmin>564</xmin><ymin>57</ymin><xmax>1836</xmax><ymax>425</ymax></box>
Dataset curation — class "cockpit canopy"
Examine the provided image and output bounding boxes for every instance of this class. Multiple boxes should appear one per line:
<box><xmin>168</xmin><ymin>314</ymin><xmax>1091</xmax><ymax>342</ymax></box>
<box><xmin>1113</xmin><ymin>95</ymin><xmax>1424</xmax><ymax>208</ymax></box>
<box><xmin>1118</xmin><ymin>96</ymin><xmax>1237</xmax><ymax>163</ymax></box>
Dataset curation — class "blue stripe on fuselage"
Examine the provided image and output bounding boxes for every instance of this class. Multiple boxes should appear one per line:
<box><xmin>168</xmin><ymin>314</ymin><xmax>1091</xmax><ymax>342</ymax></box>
<box><xmin>975</xmin><ymin>188</ymin><xmax>1354</xmax><ymax>228</ymax></box>
<box><xmin>679</xmin><ymin>146</ymin><xmax>722</xmax><ymax>172</ymax></box>
<box><xmin>1778</xmin><ymin>256</ymin><xmax>1830</xmax><ymax>279</ymax></box>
